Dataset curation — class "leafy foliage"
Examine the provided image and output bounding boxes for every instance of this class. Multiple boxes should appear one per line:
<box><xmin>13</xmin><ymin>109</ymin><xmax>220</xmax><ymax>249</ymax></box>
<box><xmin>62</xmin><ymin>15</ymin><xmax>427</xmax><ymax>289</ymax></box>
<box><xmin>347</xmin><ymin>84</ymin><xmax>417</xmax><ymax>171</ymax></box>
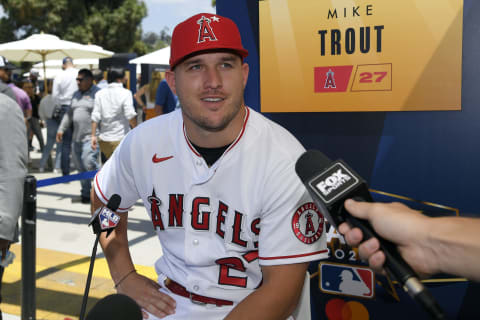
<box><xmin>0</xmin><ymin>0</ymin><xmax>147</xmax><ymax>54</ymax></box>
<box><xmin>142</xmin><ymin>27</ymin><xmax>171</xmax><ymax>52</ymax></box>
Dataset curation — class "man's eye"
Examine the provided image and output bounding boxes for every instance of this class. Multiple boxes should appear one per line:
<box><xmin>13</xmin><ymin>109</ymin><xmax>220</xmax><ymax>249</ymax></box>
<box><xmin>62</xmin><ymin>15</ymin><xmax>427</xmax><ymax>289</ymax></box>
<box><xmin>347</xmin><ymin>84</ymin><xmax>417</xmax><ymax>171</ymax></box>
<box><xmin>189</xmin><ymin>64</ymin><xmax>201</xmax><ymax>70</ymax></box>
<box><xmin>221</xmin><ymin>63</ymin><xmax>233</xmax><ymax>68</ymax></box>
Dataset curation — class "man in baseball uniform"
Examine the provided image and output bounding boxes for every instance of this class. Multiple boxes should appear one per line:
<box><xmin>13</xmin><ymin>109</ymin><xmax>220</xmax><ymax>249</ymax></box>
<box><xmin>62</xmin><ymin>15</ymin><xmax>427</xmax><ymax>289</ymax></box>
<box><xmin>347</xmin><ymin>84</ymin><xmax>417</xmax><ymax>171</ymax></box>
<box><xmin>92</xmin><ymin>13</ymin><xmax>328</xmax><ymax>319</ymax></box>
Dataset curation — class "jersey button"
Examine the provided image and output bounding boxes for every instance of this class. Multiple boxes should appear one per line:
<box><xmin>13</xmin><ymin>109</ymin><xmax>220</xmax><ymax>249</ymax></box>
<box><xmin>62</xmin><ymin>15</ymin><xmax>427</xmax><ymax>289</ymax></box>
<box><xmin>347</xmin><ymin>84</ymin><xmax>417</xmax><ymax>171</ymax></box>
<box><xmin>196</xmin><ymin>160</ymin><xmax>202</xmax><ymax>166</ymax></box>
<box><xmin>193</xmin><ymin>285</ymin><xmax>200</xmax><ymax>291</ymax></box>
<box><xmin>193</xmin><ymin>239</ymin><xmax>199</xmax><ymax>245</ymax></box>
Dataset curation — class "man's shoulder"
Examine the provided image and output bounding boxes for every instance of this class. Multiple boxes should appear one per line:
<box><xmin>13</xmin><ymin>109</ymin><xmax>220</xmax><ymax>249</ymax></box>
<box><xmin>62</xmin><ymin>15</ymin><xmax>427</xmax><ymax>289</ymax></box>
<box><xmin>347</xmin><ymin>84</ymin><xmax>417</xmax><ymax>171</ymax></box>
<box><xmin>246</xmin><ymin>107</ymin><xmax>305</xmax><ymax>154</ymax></box>
<box><xmin>0</xmin><ymin>82</ymin><xmax>16</xmax><ymax>101</ymax></box>
<box><xmin>0</xmin><ymin>93</ymin><xmax>23</xmax><ymax>118</ymax></box>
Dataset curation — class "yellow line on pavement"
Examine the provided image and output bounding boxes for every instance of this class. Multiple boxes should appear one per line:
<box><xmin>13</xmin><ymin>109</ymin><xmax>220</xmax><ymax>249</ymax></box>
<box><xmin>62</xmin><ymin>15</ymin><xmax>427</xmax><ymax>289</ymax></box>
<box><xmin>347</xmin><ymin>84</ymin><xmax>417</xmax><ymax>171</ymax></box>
<box><xmin>2</xmin><ymin>244</ymin><xmax>156</xmax><ymax>320</ymax></box>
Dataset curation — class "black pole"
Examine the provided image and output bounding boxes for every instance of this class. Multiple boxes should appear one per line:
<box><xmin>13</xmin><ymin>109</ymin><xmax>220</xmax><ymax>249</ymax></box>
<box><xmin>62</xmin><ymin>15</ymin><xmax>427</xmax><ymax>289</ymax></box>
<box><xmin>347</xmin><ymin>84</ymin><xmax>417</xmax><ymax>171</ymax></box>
<box><xmin>21</xmin><ymin>175</ymin><xmax>36</xmax><ymax>320</ymax></box>
<box><xmin>79</xmin><ymin>233</ymin><xmax>100</xmax><ymax>320</ymax></box>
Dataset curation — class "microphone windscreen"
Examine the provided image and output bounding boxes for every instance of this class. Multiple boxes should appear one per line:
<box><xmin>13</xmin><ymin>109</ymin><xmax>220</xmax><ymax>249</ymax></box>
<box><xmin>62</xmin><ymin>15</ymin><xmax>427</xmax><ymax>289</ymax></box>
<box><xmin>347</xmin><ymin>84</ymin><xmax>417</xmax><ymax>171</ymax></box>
<box><xmin>86</xmin><ymin>294</ymin><xmax>142</xmax><ymax>320</ymax></box>
<box><xmin>106</xmin><ymin>194</ymin><xmax>121</xmax><ymax>211</ymax></box>
<box><xmin>295</xmin><ymin>150</ymin><xmax>332</xmax><ymax>183</ymax></box>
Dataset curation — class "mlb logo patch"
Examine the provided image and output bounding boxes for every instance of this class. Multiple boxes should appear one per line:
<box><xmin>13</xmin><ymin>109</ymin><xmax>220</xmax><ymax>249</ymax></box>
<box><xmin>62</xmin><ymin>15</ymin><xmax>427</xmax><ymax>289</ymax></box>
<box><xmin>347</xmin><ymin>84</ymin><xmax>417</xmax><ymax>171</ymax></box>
<box><xmin>320</xmin><ymin>262</ymin><xmax>374</xmax><ymax>298</ymax></box>
<box><xmin>98</xmin><ymin>207</ymin><xmax>120</xmax><ymax>230</ymax></box>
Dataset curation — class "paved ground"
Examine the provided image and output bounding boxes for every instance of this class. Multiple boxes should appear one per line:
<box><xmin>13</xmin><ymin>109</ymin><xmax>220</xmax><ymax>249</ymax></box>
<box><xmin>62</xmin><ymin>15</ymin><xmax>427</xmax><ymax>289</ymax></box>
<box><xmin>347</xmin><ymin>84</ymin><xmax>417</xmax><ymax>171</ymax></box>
<box><xmin>2</xmin><ymin>131</ymin><xmax>162</xmax><ymax>319</ymax></box>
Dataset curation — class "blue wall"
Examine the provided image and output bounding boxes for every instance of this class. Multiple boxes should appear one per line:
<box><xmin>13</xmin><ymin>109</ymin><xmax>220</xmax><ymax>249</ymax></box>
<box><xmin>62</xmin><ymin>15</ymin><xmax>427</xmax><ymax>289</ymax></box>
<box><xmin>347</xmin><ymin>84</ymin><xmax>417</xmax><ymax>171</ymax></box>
<box><xmin>218</xmin><ymin>0</ymin><xmax>480</xmax><ymax>215</ymax></box>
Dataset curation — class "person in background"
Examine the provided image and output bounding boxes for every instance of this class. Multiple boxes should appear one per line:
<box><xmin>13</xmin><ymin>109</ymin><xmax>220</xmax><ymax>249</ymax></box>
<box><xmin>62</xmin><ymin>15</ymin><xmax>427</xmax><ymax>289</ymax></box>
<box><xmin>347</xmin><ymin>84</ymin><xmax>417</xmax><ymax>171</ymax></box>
<box><xmin>0</xmin><ymin>57</ymin><xmax>32</xmax><ymax>132</ymax></box>
<box><xmin>57</xmin><ymin>69</ymin><xmax>100</xmax><ymax>204</ymax></box>
<box><xmin>29</xmin><ymin>70</ymin><xmax>42</xmax><ymax>96</ymax></box>
<box><xmin>23</xmin><ymin>80</ymin><xmax>45</xmax><ymax>153</ymax></box>
<box><xmin>52</xmin><ymin>57</ymin><xmax>78</xmax><ymax>176</ymax></box>
<box><xmin>0</xmin><ymin>92</ymin><xmax>28</xmax><ymax>320</ymax></box>
<box><xmin>92</xmin><ymin>69</ymin><xmax>108</xmax><ymax>89</ymax></box>
<box><xmin>91</xmin><ymin>67</ymin><xmax>137</xmax><ymax>161</ymax></box>
<box><xmin>134</xmin><ymin>71</ymin><xmax>161</xmax><ymax>121</ymax></box>
<box><xmin>154</xmin><ymin>78</ymin><xmax>178</xmax><ymax>116</ymax></box>
<box><xmin>0</xmin><ymin>56</ymin><xmax>16</xmax><ymax>102</ymax></box>
<box><xmin>38</xmin><ymin>80</ymin><xmax>61</xmax><ymax>173</ymax></box>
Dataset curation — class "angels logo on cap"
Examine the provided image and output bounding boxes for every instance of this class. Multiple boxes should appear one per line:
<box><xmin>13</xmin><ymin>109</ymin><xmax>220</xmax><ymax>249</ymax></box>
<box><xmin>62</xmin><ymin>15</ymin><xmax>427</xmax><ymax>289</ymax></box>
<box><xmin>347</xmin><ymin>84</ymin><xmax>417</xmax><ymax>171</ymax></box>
<box><xmin>170</xmin><ymin>13</ymin><xmax>248</xmax><ymax>69</ymax></box>
<box><xmin>197</xmin><ymin>15</ymin><xmax>218</xmax><ymax>43</ymax></box>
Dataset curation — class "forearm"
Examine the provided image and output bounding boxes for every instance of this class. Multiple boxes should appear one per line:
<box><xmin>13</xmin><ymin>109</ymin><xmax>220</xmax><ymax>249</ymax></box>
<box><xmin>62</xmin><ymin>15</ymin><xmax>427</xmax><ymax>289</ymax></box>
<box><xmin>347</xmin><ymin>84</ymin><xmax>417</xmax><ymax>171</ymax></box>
<box><xmin>428</xmin><ymin>216</ymin><xmax>480</xmax><ymax>281</ymax></box>
<box><xmin>91</xmin><ymin>121</ymin><xmax>98</xmax><ymax>137</ymax></box>
<box><xmin>58</xmin><ymin>114</ymin><xmax>70</xmax><ymax>133</ymax></box>
<box><xmin>225</xmin><ymin>263</ymin><xmax>307</xmax><ymax>320</ymax></box>
<box><xmin>134</xmin><ymin>94</ymin><xmax>144</xmax><ymax>108</ymax></box>
<box><xmin>91</xmin><ymin>191</ymin><xmax>135</xmax><ymax>283</ymax></box>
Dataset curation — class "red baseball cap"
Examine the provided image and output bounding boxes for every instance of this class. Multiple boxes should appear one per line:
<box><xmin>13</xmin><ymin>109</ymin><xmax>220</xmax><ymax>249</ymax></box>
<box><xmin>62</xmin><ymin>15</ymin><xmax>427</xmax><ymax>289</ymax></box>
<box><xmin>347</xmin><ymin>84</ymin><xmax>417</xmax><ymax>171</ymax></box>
<box><xmin>169</xmin><ymin>13</ymin><xmax>249</xmax><ymax>69</ymax></box>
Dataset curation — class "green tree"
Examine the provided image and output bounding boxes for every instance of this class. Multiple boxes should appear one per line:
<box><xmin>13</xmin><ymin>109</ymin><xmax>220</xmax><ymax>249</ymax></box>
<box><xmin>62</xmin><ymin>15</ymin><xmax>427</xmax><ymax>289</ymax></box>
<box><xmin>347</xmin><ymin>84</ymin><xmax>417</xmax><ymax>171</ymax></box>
<box><xmin>142</xmin><ymin>27</ymin><xmax>171</xmax><ymax>53</ymax></box>
<box><xmin>0</xmin><ymin>0</ymin><xmax>147</xmax><ymax>54</ymax></box>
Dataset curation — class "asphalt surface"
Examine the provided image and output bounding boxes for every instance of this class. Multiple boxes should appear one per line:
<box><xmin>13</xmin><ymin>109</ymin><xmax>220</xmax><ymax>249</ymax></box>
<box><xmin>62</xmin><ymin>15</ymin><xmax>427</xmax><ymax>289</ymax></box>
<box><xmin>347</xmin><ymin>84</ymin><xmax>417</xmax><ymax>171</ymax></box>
<box><xmin>2</xmin><ymin>130</ymin><xmax>161</xmax><ymax>319</ymax></box>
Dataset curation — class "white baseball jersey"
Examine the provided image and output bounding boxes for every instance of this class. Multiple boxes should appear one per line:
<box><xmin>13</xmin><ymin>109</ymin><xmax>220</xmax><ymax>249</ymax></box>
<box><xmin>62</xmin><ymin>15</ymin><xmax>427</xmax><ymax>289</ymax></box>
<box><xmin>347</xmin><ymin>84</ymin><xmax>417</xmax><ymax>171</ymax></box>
<box><xmin>94</xmin><ymin>107</ymin><xmax>329</xmax><ymax>318</ymax></box>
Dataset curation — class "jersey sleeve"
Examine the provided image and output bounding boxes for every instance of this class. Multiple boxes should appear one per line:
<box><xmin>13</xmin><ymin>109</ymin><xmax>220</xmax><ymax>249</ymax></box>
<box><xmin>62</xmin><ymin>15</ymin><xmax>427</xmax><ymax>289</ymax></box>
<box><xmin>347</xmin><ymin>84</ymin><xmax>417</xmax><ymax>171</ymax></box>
<box><xmin>258</xmin><ymin>153</ymin><xmax>329</xmax><ymax>266</ymax></box>
<box><xmin>93</xmin><ymin>132</ymin><xmax>139</xmax><ymax>212</ymax></box>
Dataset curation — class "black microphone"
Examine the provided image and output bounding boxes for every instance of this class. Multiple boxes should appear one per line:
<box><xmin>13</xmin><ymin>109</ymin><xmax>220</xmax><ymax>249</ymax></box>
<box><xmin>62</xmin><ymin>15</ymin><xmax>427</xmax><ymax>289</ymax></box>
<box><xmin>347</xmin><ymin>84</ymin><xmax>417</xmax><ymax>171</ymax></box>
<box><xmin>86</xmin><ymin>294</ymin><xmax>142</xmax><ymax>320</ymax></box>
<box><xmin>295</xmin><ymin>150</ymin><xmax>447</xmax><ymax>320</ymax></box>
<box><xmin>89</xmin><ymin>194</ymin><xmax>122</xmax><ymax>237</ymax></box>
<box><xmin>80</xmin><ymin>194</ymin><xmax>122</xmax><ymax>320</ymax></box>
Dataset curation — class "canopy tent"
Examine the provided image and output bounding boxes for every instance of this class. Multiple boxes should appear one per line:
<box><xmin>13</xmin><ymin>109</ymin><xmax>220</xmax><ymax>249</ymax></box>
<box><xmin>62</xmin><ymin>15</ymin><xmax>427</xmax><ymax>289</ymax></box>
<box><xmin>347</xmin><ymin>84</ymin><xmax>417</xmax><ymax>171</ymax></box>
<box><xmin>129</xmin><ymin>46</ymin><xmax>170</xmax><ymax>66</ymax></box>
<box><xmin>0</xmin><ymin>33</ymin><xmax>114</xmax><ymax>93</ymax></box>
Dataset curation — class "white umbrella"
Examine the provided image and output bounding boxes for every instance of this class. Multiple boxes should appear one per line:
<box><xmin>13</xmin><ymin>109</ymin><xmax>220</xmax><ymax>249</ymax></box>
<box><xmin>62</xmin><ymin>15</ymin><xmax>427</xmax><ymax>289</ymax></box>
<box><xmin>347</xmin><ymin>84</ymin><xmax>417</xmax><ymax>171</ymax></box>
<box><xmin>0</xmin><ymin>33</ymin><xmax>114</xmax><ymax>93</ymax></box>
<box><xmin>129</xmin><ymin>46</ymin><xmax>170</xmax><ymax>66</ymax></box>
<box><xmin>33</xmin><ymin>58</ymin><xmax>99</xmax><ymax>70</ymax></box>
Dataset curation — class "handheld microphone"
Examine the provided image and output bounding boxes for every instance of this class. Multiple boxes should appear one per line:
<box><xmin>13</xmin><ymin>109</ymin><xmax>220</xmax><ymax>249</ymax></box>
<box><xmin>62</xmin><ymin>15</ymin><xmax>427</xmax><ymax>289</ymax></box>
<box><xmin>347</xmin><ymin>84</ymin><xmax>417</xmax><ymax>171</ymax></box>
<box><xmin>89</xmin><ymin>194</ymin><xmax>121</xmax><ymax>237</ymax></box>
<box><xmin>80</xmin><ymin>194</ymin><xmax>122</xmax><ymax>320</ymax></box>
<box><xmin>295</xmin><ymin>150</ymin><xmax>447</xmax><ymax>320</ymax></box>
<box><xmin>86</xmin><ymin>294</ymin><xmax>142</xmax><ymax>320</ymax></box>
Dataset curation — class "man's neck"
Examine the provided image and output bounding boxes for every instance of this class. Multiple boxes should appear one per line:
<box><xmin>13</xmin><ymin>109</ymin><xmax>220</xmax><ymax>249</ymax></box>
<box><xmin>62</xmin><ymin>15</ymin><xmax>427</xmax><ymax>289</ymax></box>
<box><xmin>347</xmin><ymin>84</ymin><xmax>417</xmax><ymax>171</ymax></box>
<box><xmin>184</xmin><ymin>106</ymin><xmax>246</xmax><ymax>148</ymax></box>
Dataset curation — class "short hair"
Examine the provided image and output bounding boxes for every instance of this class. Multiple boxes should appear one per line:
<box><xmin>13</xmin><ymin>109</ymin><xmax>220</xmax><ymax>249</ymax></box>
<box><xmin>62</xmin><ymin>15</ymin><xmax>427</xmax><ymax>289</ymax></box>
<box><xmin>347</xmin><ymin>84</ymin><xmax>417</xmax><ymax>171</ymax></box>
<box><xmin>62</xmin><ymin>57</ymin><xmax>73</xmax><ymax>65</ymax></box>
<box><xmin>21</xmin><ymin>79</ymin><xmax>34</xmax><ymax>89</ymax></box>
<box><xmin>107</xmin><ymin>67</ymin><xmax>125</xmax><ymax>83</ymax></box>
<box><xmin>92</xmin><ymin>69</ymin><xmax>104</xmax><ymax>82</ymax></box>
<box><xmin>78</xmin><ymin>69</ymin><xmax>93</xmax><ymax>79</ymax></box>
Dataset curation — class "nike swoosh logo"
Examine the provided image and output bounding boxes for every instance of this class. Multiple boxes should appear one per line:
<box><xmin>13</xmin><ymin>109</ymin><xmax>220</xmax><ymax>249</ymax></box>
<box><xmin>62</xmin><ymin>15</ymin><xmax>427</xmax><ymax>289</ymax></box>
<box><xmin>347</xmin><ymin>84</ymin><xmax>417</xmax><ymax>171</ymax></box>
<box><xmin>152</xmin><ymin>154</ymin><xmax>174</xmax><ymax>163</ymax></box>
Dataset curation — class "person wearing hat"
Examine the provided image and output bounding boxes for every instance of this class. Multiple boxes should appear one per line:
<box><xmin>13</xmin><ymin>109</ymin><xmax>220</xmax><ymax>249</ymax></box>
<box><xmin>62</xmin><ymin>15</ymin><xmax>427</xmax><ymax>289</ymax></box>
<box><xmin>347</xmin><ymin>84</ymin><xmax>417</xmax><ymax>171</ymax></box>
<box><xmin>52</xmin><ymin>56</ymin><xmax>78</xmax><ymax>175</ymax></box>
<box><xmin>91</xmin><ymin>13</ymin><xmax>328</xmax><ymax>319</ymax></box>
<box><xmin>0</xmin><ymin>56</ymin><xmax>32</xmax><ymax>151</ymax></box>
<box><xmin>0</xmin><ymin>56</ymin><xmax>17</xmax><ymax>102</ymax></box>
<box><xmin>0</xmin><ymin>56</ymin><xmax>32</xmax><ymax>121</ymax></box>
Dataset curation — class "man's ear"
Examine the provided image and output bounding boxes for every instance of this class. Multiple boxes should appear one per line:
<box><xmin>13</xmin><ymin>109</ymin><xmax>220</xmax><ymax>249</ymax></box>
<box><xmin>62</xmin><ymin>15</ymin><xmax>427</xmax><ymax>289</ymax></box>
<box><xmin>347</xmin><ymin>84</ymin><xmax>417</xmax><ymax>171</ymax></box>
<box><xmin>165</xmin><ymin>70</ymin><xmax>176</xmax><ymax>95</ymax></box>
<box><xmin>241</xmin><ymin>62</ymin><xmax>249</xmax><ymax>89</ymax></box>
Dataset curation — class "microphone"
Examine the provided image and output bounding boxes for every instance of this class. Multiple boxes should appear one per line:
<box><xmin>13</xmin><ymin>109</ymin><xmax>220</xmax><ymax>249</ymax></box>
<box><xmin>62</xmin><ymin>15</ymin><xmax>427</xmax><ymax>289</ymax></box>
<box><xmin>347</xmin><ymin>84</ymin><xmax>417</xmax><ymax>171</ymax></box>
<box><xmin>295</xmin><ymin>150</ymin><xmax>447</xmax><ymax>320</ymax></box>
<box><xmin>80</xmin><ymin>194</ymin><xmax>122</xmax><ymax>320</ymax></box>
<box><xmin>89</xmin><ymin>194</ymin><xmax>121</xmax><ymax>237</ymax></box>
<box><xmin>86</xmin><ymin>294</ymin><xmax>142</xmax><ymax>320</ymax></box>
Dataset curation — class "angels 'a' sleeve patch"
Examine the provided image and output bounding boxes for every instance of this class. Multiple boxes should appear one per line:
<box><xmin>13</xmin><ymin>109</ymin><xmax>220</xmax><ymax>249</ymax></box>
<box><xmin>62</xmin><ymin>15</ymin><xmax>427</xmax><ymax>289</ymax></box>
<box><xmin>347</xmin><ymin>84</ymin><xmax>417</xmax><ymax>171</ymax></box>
<box><xmin>291</xmin><ymin>202</ymin><xmax>325</xmax><ymax>244</ymax></box>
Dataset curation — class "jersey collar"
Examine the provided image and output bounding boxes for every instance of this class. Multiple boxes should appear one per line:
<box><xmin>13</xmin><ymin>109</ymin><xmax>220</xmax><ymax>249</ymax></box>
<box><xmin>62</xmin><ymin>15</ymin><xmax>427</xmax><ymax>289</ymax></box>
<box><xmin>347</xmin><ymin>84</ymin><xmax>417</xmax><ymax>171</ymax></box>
<box><xmin>183</xmin><ymin>105</ymin><xmax>250</xmax><ymax>158</ymax></box>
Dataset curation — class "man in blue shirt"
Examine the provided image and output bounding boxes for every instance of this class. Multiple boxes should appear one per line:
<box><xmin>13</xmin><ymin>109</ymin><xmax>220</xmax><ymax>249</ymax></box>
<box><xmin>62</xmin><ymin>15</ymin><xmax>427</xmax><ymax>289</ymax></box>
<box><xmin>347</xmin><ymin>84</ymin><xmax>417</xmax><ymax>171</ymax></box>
<box><xmin>154</xmin><ymin>79</ymin><xmax>178</xmax><ymax>115</ymax></box>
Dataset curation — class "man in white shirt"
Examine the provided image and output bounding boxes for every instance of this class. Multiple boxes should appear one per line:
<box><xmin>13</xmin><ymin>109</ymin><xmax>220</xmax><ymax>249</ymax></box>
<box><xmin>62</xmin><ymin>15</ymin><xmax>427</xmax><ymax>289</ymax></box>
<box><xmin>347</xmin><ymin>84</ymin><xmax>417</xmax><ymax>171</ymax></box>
<box><xmin>91</xmin><ymin>67</ymin><xmax>137</xmax><ymax>161</ymax></box>
<box><xmin>52</xmin><ymin>57</ymin><xmax>78</xmax><ymax>175</ymax></box>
